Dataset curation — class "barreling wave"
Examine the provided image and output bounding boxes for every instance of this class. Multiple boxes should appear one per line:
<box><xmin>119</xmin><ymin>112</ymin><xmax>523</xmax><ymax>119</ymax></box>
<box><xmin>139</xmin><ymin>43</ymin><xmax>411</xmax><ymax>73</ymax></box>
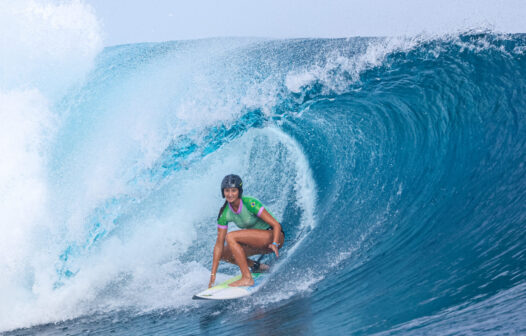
<box><xmin>1</xmin><ymin>26</ymin><xmax>525</xmax><ymax>335</ymax></box>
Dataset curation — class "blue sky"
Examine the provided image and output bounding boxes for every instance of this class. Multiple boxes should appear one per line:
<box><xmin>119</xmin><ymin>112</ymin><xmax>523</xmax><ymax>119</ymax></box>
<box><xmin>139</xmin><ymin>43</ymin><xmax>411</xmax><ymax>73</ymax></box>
<box><xmin>85</xmin><ymin>0</ymin><xmax>526</xmax><ymax>46</ymax></box>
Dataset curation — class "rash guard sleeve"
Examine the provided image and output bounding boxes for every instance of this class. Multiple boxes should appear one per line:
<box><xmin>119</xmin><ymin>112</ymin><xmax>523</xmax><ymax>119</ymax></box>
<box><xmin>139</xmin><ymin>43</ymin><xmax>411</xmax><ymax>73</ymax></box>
<box><xmin>217</xmin><ymin>208</ymin><xmax>228</xmax><ymax>229</ymax></box>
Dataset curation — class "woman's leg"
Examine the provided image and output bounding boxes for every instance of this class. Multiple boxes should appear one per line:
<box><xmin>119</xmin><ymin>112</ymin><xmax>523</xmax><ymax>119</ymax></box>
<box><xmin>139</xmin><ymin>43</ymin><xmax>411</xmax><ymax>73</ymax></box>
<box><xmin>220</xmin><ymin>244</ymin><xmax>266</xmax><ymax>267</ymax></box>
<box><xmin>224</xmin><ymin>229</ymin><xmax>284</xmax><ymax>286</ymax></box>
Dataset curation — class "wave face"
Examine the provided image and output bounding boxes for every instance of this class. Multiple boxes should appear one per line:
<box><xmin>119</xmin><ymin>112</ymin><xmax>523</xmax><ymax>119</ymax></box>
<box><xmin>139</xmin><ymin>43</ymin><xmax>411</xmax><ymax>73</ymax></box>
<box><xmin>1</xmin><ymin>8</ymin><xmax>525</xmax><ymax>334</ymax></box>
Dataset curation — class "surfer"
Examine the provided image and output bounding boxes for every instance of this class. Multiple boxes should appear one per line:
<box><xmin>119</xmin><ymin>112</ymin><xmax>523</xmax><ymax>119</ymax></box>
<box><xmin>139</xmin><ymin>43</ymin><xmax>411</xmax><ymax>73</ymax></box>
<box><xmin>209</xmin><ymin>174</ymin><xmax>284</xmax><ymax>288</ymax></box>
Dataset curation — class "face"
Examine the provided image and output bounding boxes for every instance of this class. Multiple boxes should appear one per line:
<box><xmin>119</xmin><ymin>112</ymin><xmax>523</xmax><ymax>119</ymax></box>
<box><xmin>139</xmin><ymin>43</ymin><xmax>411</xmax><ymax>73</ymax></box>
<box><xmin>223</xmin><ymin>187</ymin><xmax>239</xmax><ymax>203</ymax></box>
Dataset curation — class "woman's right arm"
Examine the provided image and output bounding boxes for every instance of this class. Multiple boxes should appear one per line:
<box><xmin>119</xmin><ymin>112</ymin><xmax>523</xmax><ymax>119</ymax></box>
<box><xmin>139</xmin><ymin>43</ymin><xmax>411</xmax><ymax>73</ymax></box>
<box><xmin>209</xmin><ymin>227</ymin><xmax>227</xmax><ymax>288</ymax></box>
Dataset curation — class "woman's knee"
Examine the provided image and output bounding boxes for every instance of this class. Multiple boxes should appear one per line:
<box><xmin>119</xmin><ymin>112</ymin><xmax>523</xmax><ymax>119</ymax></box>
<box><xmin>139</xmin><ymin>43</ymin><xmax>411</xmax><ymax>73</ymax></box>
<box><xmin>225</xmin><ymin>232</ymin><xmax>237</xmax><ymax>245</ymax></box>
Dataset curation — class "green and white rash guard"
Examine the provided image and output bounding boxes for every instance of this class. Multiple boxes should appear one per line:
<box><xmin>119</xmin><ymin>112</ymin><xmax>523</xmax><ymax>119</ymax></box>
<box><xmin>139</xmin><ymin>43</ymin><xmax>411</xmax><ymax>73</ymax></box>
<box><xmin>217</xmin><ymin>196</ymin><xmax>271</xmax><ymax>230</ymax></box>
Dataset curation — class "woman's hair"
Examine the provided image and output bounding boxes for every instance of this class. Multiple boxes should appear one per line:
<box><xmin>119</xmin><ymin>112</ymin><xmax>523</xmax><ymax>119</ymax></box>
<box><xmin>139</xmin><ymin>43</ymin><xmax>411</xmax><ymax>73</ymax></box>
<box><xmin>217</xmin><ymin>201</ymin><xmax>228</xmax><ymax>221</ymax></box>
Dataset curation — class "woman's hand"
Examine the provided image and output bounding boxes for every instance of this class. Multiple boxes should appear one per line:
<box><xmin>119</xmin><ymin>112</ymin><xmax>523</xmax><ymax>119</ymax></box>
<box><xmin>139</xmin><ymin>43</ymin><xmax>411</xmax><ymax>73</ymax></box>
<box><xmin>259</xmin><ymin>210</ymin><xmax>283</xmax><ymax>257</ymax></box>
<box><xmin>208</xmin><ymin>274</ymin><xmax>216</xmax><ymax>288</ymax></box>
<box><xmin>268</xmin><ymin>243</ymin><xmax>279</xmax><ymax>258</ymax></box>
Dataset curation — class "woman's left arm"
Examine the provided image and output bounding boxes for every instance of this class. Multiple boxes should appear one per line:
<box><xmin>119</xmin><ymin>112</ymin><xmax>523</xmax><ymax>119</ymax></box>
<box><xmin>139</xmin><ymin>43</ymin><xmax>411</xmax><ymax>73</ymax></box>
<box><xmin>259</xmin><ymin>209</ymin><xmax>283</xmax><ymax>257</ymax></box>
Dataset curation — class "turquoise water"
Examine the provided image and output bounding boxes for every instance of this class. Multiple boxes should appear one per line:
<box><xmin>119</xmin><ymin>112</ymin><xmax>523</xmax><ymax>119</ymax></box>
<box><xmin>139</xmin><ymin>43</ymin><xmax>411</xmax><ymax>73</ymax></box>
<box><xmin>1</xmin><ymin>20</ymin><xmax>525</xmax><ymax>336</ymax></box>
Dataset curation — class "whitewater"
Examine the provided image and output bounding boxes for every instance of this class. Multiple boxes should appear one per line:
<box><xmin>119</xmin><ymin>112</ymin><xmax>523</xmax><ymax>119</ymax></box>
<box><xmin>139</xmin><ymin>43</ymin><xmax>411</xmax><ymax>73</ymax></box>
<box><xmin>1</xmin><ymin>1</ymin><xmax>525</xmax><ymax>335</ymax></box>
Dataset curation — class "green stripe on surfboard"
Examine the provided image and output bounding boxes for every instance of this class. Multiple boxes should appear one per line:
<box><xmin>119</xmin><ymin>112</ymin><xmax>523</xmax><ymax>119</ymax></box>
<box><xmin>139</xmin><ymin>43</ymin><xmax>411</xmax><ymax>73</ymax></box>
<box><xmin>209</xmin><ymin>273</ymin><xmax>263</xmax><ymax>290</ymax></box>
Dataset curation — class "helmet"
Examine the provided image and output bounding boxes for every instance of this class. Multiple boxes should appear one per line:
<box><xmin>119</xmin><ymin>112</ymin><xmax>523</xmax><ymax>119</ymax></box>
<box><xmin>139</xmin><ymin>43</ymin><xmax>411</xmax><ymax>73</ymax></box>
<box><xmin>221</xmin><ymin>174</ymin><xmax>243</xmax><ymax>198</ymax></box>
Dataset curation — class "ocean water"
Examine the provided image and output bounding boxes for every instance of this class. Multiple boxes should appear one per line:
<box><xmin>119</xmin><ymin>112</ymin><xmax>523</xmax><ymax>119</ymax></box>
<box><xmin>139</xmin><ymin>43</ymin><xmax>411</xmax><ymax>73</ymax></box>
<box><xmin>1</xmin><ymin>2</ymin><xmax>526</xmax><ymax>335</ymax></box>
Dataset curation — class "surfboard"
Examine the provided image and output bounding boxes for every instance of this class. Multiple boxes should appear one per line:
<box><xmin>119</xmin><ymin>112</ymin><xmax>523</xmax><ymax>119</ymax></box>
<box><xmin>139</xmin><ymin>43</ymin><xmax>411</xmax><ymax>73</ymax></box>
<box><xmin>193</xmin><ymin>273</ymin><xmax>266</xmax><ymax>300</ymax></box>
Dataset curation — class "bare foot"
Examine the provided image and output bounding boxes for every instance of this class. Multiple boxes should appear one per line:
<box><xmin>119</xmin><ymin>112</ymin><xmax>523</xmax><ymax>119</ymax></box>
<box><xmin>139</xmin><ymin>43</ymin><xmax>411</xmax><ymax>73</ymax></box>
<box><xmin>257</xmin><ymin>263</ymin><xmax>270</xmax><ymax>272</ymax></box>
<box><xmin>250</xmin><ymin>262</ymin><xmax>270</xmax><ymax>273</ymax></box>
<box><xmin>229</xmin><ymin>277</ymin><xmax>255</xmax><ymax>287</ymax></box>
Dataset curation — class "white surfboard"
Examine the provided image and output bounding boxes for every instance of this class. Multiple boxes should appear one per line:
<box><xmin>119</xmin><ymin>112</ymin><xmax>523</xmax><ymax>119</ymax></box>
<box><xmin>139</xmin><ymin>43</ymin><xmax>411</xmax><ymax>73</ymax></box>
<box><xmin>193</xmin><ymin>273</ymin><xmax>267</xmax><ymax>300</ymax></box>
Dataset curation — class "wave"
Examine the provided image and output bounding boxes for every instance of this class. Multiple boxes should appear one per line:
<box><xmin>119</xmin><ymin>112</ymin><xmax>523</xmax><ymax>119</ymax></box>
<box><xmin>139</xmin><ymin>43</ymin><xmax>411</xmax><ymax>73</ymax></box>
<box><xmin>1</xmin><ymin>4</ymin><xmax>525</xmax><ymax>333</ymax></box>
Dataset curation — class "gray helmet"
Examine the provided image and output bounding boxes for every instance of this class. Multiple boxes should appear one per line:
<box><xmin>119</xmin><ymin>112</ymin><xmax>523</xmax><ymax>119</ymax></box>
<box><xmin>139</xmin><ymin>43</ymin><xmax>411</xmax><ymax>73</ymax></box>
<box><xmin>221</xmin><ymin>174</ymin><xmax>243</xmax><ymax>198</ymax></box>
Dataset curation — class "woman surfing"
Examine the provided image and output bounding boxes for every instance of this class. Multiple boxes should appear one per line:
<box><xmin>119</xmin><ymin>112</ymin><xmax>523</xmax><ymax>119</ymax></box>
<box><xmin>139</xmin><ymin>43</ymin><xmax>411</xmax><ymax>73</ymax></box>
<box><xmin>209</xmin><ymin>174</ymin><xmax>284</xmax><ymax>287</ymax></box>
